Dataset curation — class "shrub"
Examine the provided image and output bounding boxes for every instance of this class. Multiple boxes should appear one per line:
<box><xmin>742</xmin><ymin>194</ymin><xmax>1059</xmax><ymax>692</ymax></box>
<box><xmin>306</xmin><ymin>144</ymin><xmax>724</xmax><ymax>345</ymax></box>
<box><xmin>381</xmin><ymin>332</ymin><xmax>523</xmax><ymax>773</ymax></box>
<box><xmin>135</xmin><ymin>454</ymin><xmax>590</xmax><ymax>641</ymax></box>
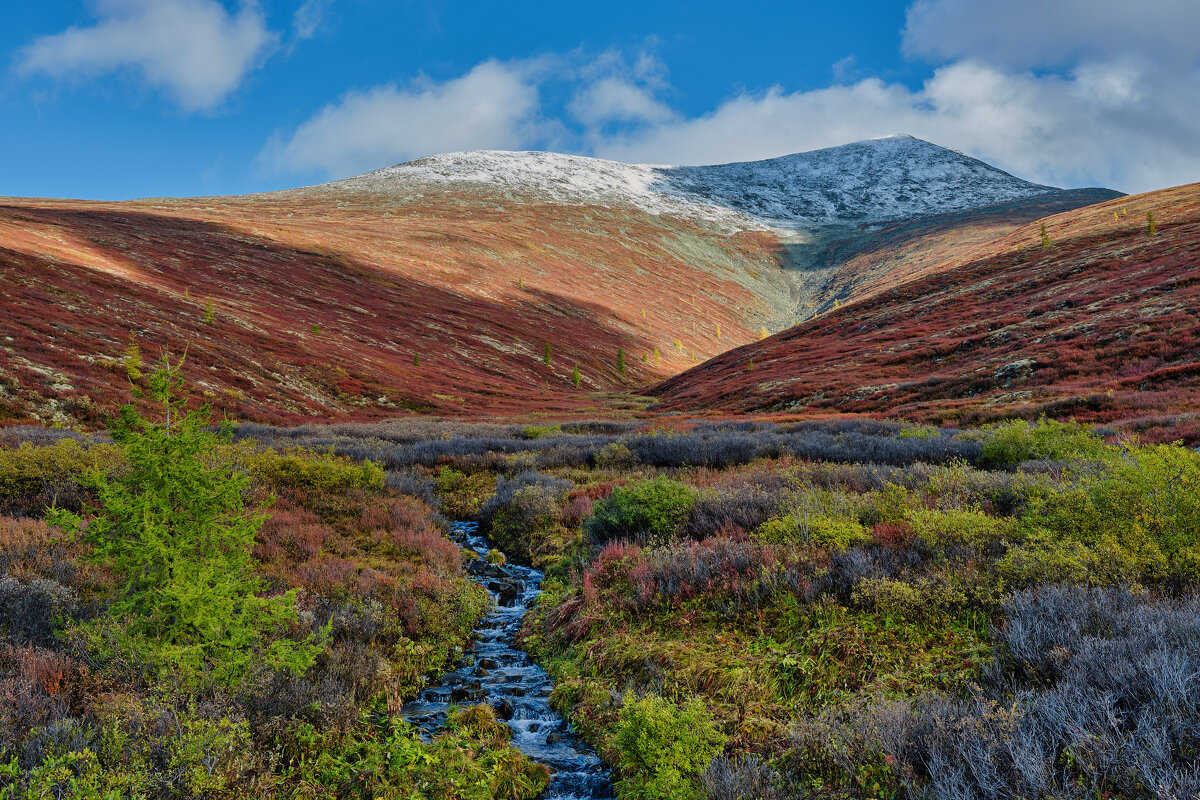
<box><xmin>613</xmin><ymin>692</ymin><xmax>725</xmax><ymax>800</ymax></box>
<box><xmin>0</xmin><ymin>577</ymin><xmax>77</xmax><ymax>648</ymax></box>
<box><xmin>47</xmin><ymin>357</ymin><xmax>322</xmax><ymax>689</ymax></box>
<box><xmin>685</xmin><ymin>486</ymin><xmax>782</xmax><ymax>541</ymax></box>
<box><xmin>0</xmin><ymin>440</ymin><xmax>121</xmax><ymax>517</ymax></box>
<box><xmin>586</xmin><ymin>478</ymin><xmax>697</xmax><ymax>546</ymax></box>
<box><xmin>478</xmin><ymin>472</ymin><xmax>572</xmax><ymax>564</ymax></box>
<box><xmin>851</xmin><ymin>576</ymin><xmax>965</xmax><ymax>621</ymax></box>
<box><xmin>435</xmin><ymin>466</ymin><xmax>496</xmax><ymax>519</ymax></box>
<box><xmin>594</xmin><ymin>442</ymin><xmax>637</xmax><ymax>469</ymax></box>
<box><xmin>981</xmin><ymin>418</ymin><xmax>1111</xmax><ymax>468</ymax></box>
<box><xmin>907</xmin><ymin>507</ymin><xmax>1014</xmax><ymax>560</ymax></box>
<box><xmin>250</xmin><ymin>448</ymin><xmax>385</xmax><ymax>492</ymax></box>
<box><xmin>755</xmin><ymin>513</ymin><xmax>868</xmax><ymax>550</ymax></box>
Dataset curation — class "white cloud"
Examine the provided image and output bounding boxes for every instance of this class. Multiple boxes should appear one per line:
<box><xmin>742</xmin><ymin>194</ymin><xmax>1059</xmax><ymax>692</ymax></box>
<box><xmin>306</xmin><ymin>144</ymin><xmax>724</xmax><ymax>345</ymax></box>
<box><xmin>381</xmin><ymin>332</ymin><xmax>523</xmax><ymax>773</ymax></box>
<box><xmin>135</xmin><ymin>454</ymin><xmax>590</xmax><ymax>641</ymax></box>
<box><xmin>18</xmin><ymin>0</ymin><xmax>276</xmax><ymax>112</ymax></box>
<box><xmin>265</xmin><ymin>2</ymin><xmax>1200</xmax><ymax>193</ymax></box>
<box><xmin>569</xmin><ymin>77</ymin><xmax>675</xmax><ymax>127</ymax></box>
<box><xmin>266</xmin><ymin>60</ymin><xmax>545</xmax><ymax>177</ymax></box>
<box><xmin>903</xmin><ymin>0</ymin><xmax>1200</xmax><ymax>69</ymax></box>
<box><xmin>292</xmin><ymin>0</ymin><xmax>329</xmax><ymax>40</ymax></box>
<box><xmin>591</xmin><ymin>59</ymin><xmax>1200</xmax><ymax>193</ymax></box>
<box><xmin>585</xmin><ymin>1</ymin><xmax>1200</xmax><ymax>192</ymax></box>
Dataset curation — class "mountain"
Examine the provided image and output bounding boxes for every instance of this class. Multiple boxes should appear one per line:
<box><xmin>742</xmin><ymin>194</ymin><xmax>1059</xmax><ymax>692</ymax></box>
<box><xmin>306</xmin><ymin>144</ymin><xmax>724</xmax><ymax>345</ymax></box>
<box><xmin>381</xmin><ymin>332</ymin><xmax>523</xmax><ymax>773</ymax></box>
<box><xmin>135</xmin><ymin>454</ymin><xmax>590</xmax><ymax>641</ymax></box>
<box><xmin>651</xmin><ymin>182</ymin><xmax>1200</xmax><ymax>443</ymax></box>
<box><xmin>317</xmin><ymin>135</ymin><xmax>1072</xmax><ymax>227</ymax></box>
<box><xmin>0</xmin><ymin>137</ymin><xmax>1117</xmax><ymax>427</ymax></box>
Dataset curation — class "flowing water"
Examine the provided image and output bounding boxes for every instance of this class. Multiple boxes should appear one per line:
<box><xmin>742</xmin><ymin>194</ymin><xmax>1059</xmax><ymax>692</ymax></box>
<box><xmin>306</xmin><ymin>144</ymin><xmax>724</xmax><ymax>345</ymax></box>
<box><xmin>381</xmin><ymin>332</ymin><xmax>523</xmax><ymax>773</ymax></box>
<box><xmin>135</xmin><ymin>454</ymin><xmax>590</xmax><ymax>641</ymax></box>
<box><xmin>403</xmin><ymin>521</ymin><xmax>614</xmax><ymax>800</ymax></box>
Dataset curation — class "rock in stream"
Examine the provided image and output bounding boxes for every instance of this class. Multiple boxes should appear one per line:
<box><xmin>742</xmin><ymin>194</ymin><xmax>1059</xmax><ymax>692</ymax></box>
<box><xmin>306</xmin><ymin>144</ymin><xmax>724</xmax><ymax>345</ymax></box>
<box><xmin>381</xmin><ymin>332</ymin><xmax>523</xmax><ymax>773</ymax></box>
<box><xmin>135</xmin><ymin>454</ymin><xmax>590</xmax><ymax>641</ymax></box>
<box><xmin>403</xmin><ymin>521</ymin><xmax>613</xmax><ymax>800</ymax></box>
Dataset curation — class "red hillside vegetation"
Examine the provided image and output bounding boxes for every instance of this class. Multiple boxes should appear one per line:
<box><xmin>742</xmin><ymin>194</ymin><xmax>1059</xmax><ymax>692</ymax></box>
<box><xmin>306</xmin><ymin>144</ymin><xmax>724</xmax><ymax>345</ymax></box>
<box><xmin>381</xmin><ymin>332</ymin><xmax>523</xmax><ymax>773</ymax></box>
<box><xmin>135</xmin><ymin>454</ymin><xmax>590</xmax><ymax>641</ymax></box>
<box><xmin>652</xmin><ymin>183</ymin><xmax>1200</xmax><ymax>444</ymax></box>
<box><xmin>0</xmin><ymin>188</ymin><xmax>785</xmax><ymax>426</ymax></box>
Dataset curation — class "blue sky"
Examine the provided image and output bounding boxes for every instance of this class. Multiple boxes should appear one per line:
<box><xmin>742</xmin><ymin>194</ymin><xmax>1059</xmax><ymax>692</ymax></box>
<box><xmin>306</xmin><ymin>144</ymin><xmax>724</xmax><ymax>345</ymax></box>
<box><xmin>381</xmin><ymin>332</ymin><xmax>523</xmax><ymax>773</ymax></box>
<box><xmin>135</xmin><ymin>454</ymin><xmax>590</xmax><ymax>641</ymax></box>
<box><xmin>4</xmin><ymin>0</ymin><xmax>1199</xmax><ymax>199</ymax></box>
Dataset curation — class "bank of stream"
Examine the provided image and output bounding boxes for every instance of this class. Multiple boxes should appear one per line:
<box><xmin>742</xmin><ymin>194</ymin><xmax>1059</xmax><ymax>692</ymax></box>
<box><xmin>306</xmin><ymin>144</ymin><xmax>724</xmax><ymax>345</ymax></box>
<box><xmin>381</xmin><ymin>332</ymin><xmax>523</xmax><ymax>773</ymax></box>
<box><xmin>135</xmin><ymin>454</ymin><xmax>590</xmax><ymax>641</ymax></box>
<box><xmin>403</xmin><ymin>521</ymin><xmax>613</xmax><ymax>800</ymax></box>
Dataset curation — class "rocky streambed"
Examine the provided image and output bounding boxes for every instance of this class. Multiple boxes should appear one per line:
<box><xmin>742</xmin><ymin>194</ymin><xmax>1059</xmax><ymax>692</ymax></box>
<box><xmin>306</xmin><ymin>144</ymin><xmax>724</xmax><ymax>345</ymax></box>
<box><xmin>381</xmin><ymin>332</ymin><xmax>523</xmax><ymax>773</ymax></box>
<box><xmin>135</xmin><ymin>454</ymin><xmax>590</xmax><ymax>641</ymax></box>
<box><xmin>403</xmin><ymin>521</ymin><xmax>613</xmax><ymax>800</ymax></box>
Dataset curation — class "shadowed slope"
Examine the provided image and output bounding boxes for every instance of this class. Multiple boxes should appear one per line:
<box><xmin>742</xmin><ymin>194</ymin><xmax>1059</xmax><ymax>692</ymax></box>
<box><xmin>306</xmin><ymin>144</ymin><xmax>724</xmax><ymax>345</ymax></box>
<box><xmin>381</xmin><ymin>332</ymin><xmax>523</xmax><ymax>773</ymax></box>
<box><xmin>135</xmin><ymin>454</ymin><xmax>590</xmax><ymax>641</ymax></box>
<box><xmin>0</xmin><ymin>198</ymin><xmax>784</xmax><ymax>425</ymax></box>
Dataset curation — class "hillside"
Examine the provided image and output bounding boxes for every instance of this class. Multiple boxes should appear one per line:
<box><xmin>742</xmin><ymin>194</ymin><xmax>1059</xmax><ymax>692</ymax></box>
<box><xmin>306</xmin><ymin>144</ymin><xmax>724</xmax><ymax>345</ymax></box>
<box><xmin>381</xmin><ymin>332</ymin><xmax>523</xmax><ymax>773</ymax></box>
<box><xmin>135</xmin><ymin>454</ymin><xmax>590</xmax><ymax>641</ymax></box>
<box><xmin>651</xmin><ymin>183</ymin><xmax>1200</xmax><ymax>442</ymax></box>
<box><xmin>0</xmin><ymin>137</ymin><xmax>1113</xmax><ymax>427</ymax></box>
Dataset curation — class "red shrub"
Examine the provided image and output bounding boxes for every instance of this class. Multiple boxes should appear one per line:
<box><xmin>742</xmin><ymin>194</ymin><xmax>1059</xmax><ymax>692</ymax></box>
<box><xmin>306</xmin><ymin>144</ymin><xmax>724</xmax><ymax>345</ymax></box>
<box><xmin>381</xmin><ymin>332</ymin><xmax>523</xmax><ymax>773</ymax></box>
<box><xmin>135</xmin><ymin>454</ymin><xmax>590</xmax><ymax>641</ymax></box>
<box><xmin>872</xmin><ymin>521</ymin><xmax>914</xmax><ymax>547</ymax></box>
<box><xmin>561</xmin><ymin>495</ymin><xmax>594</xmax><ymax>527</ymax></box>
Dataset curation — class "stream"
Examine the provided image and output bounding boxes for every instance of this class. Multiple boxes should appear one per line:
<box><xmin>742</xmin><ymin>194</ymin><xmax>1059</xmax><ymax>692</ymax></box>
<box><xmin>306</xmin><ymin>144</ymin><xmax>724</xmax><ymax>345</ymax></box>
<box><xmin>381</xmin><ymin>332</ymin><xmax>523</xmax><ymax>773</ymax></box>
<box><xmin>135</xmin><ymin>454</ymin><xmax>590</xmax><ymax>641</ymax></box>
<box><xmin>403</xmin><ymin>521</ymin><xmax>614</xmax><ymax>800</ymax></box>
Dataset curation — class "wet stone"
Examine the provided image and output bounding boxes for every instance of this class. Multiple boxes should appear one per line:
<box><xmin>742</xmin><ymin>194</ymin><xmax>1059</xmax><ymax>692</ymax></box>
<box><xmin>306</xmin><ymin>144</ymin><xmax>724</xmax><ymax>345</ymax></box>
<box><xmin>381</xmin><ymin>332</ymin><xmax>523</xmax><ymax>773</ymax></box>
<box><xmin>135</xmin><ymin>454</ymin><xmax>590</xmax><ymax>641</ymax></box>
<box><xmin>404</xmin><ymin>521</ymin><xmax>613</xmax><ymax>799</ymax></box>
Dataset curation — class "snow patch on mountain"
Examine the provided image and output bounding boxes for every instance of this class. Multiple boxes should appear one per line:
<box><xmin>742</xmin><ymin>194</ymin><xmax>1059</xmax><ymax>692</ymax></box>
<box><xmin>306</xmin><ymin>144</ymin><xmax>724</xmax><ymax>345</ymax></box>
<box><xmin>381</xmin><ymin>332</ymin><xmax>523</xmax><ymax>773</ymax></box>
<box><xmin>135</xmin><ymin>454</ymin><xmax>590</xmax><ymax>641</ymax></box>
<box><xmin>318</xmin><ymin>136</ymin><xmax>1062</xmax><ymax>230</ymax></box>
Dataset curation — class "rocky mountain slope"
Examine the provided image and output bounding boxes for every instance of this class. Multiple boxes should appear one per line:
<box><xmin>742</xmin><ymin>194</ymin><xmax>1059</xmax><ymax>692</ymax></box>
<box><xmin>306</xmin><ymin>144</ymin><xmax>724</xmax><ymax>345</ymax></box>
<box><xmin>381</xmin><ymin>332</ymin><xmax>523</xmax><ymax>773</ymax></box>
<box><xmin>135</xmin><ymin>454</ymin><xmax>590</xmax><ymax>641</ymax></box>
<box><xmin>0</xmin><ymin>137</ymin><xmax>1116</xmax><ymax>426</ymax></box>
<box><xmin>652</xmin><ymin>183</ymin><xmax>1200</xmax><ymax>443</ymax></box>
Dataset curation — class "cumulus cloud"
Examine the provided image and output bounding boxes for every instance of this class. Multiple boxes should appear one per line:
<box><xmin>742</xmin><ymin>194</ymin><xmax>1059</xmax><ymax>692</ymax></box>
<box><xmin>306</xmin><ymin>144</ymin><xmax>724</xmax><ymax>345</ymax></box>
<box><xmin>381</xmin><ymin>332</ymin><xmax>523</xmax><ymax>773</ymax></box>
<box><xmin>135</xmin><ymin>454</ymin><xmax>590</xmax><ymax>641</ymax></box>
<box><xmin>265</xmin><ymin>1</ymin><xmax>1200</xmax><ymax>192</ymax></box>
<box><xmin>589</xmin><ymin>0</ymin><xmax>1200</xmax><ymax>192</ymax></box>
<box><xmin>592</xmin><ymin>58</ymin><xmax>1200</xmax><ymax>192</ymax></box>
<box><xmin>903</xmin><ymin>0</ymin><xmax>1200</xmax><ymax>69</ymax></box>
<box><xmin>569</xmin><ymin>77</ymin><xmax>675</xmax><ymax>128</ymax></box>
<box><xmin>17</xmin><ymin>0</ymin><xmax>276</xmax><ymax>112</ymax></box>
<box><xmin>266</xmin><ymin>60</ymin><xmax>545</xmax><ymax>177</ymax></box>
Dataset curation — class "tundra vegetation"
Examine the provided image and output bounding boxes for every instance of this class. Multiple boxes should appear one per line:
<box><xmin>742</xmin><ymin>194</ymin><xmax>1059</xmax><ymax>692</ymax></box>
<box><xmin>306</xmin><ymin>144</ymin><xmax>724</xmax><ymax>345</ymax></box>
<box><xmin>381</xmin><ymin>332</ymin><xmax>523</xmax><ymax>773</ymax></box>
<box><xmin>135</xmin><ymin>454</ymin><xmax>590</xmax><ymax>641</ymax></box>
<box><xmin>2</xmin><ymin>391</ymin><xmax>1199</xmax><ymax>799</ymax></box>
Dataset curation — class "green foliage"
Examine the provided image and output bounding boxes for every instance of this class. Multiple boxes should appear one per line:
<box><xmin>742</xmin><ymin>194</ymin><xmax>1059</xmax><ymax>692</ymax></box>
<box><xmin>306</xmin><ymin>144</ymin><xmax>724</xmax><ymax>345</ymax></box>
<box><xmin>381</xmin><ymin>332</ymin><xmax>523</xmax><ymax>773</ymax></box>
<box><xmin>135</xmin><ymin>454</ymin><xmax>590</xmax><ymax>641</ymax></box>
<box><xmin>594</xmin><ymin>442</ymin><xmax>637</xmax><ymax>470</ymax></box>
<box><xmin>486</xmin><ymin>484</ymin><xmax>569</xmax><ymax>565</ymax></box>
<box><xmin>1147</xmin><ymin>209</ymin><xmax>1157</xmax><ymax>235</ymax></box>
<box><xmin>282</xmin><ymin>711</ymin><xmax>549</xmax><ymax>800</ymax></box>
<box><xmin>907</xmin><ymin>507</ymin><xmax>1015</xmax><ymax>558</ymax></box>
<box><xmin>250</xmin><ymin>448</ymin><xmax>385</xmax><ymax>492</ymax></box>
<box><xmin>1039</xmin><ymin>221</ymin><xmax>1051</xmax><ymax>248</ymax></box>
<box><xmin>613</xmin><ymin>693</ymin><xmax>725</xmax><ymax>800</ymax></box>
<box><xmin>0</xmin><ymin>749</ymin><xmax>114</xmax><ymax>800</ymax></box>
<box><xmin>851</xmin><ymin>577</ymin><xmax>966</xmax><ymax>622</ymax></box>
<box><xmin>521</xmin><ymin>424</ymin><xmax>562</xmax><ymax>439</ymax></box>
<box><xmin>617</xmin><ymin>348</ymin><xmax>627</xmax><ymax>376</ymax></box>
<box><xmin>572</xmin><ymin>364</ymin><xmax>582</xmax><ymax>388</ymax></box>
<box><xmin>755</xmin><ymin>513</ymin><xmax>869</xmax><ymax>550</ymax></box>
<box><xmin>436</xmin><ymin>466</ymin><xmax>496</xmax><ymax>519</ymax></box>
<box><xmin>1014</xmin><ymin>443</ymin><xmax>1200</xmax><ymax>583</ymax></box>
<box><xmin>997</xmin><ymin>529</ymin><xmax>1120</xmax><ymax>586</ymax></box>
<box><xmin>543</xmin><ymin>343</ymin><xmax>553</xmax><ymax>368</ymax></box>
<box><xmin>47</xmin><ymin>356</ymin><xmax>321</xmax><ymax>688</ymax></box>
<box><xmin>896</xmin><ymin>424</ymin><xmax>940</xmax><ymax>439</ymax></box>
<box><xmin>981</xmin><ymin>418</ymin><xmax>1111</xmax><ymax>468</ymax></box>
<box><xmin>413</xmin><ymin>351</ymin><xmax>421</xmax><ymax>366</ymax></box>
<box><xmin>0</xmin><ymin>439</ymin><xmax>121</xmax><ymax>516</ymax></box>
<box><xmin>203</xmin><ymin>298</ymin><xmax>215</xmax><ymax>324</ymax></box>
<box><xmin>586</xmin><ymin>477</ymin><xmax>696</xmax><ymax>545</ymax></box>
<box><xmin>486</xmin><ymin>548</ymin><xmax>506</xmax><ymax>565</ymax></box>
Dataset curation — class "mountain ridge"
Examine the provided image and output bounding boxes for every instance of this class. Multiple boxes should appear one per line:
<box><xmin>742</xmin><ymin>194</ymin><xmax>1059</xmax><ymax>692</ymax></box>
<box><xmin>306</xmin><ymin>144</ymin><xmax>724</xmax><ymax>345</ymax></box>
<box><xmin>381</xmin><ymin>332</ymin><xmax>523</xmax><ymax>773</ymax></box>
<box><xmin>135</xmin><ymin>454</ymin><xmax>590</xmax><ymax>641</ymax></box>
<box><xmin>303</xmin><ymin>135</ymin><xmax>1090</xmax><ymax>230</ymax></box>
<box><xmin>0</xmin><ymin>137</ymin><xmax>1124</xmax><ymax>428</ymax></box>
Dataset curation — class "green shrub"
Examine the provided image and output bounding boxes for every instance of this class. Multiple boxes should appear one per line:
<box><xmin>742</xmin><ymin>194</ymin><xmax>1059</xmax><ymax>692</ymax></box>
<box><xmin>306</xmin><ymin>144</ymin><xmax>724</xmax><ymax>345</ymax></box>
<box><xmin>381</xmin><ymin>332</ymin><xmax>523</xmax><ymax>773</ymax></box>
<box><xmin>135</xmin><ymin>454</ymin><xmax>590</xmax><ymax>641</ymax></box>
<box><xmin>613</xmin><ymin>692</ymin><xmax>725</xmax><ymax>800</ymax></box>
<box><xmin>48</xmin><ymin>357</ymin><xmax>322</xmax><ymax>689</ymax></box>
<box><xmin>594</xmin><ymin>442</ymin><xmax>637</xmax><ymax>469</ymax></box>
<box><xmin>0</xmin><ymin>439</ymin><xmax>121</xmax><ymax>516</ymax></box>
<box><xmin>907</xmin><ymin>507</ymin><xmax>1014</xmax><ymax>558</ymax></box>
<box><xmin>997</xmin><ymin>529</ymin><xmax>1132</xmax><ymax>587</ymax></box>
<box><xmin>522</xmin><ymin>424</ymin><xmax>563</xmax><ymax>439</ymax></box>
<box><xmin>981</xmin><ymin>418</ymin><xmax>1111</xmax><ymax>468</ymax></box>
<box><xmin>1012</xmin><ymin>443</ymin><xmax>1200</xmax><ymax>584</ymax></box>
<box><xmin>755</xmin><ymin>513</ymin><xmax>868</xmax><ymax>550</ymax></box>
<box><xmin>851</xmin><ymin>576</ymin><xmax>966</xmax><ymax>621</ymax></box>
<box><xmin>250</xmin><ymin>448</ymin><xmax>385</xmax><ymax>492</ymax></box>
<box><xmin>586</xmin><ymin>477</ymin><xmax>696</xmax><ymax>545</ymax></box>
<box><xmin>436</xmin><ymin>466</ymin><xmax>496</xmax><ymax>519</ymax></box>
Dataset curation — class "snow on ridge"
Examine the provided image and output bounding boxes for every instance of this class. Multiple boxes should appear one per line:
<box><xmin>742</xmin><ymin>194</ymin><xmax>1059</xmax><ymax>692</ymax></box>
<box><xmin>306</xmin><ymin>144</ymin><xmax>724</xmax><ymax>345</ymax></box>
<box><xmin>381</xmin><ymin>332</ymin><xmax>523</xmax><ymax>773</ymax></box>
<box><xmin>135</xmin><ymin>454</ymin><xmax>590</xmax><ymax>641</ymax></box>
<box><xmin>317</xmin><ymin>137</ymin><xmax>1064</xmax><ymax>229</ymax></box>
<box><xmin>325</xmin><ymin>149</ymin><xmax>760</xmax><ymax>229</ymax></box>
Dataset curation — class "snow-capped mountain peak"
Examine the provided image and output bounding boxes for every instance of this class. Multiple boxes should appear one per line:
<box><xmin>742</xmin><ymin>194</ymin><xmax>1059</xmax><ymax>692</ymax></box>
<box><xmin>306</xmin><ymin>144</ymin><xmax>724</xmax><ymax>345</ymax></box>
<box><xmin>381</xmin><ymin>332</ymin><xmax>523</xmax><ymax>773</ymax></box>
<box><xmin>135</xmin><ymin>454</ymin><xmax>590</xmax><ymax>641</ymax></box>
<box><xmin>317</xmin><ymin>137</ymin><xmax>1061</xmax><ymax>229</ymax></box>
